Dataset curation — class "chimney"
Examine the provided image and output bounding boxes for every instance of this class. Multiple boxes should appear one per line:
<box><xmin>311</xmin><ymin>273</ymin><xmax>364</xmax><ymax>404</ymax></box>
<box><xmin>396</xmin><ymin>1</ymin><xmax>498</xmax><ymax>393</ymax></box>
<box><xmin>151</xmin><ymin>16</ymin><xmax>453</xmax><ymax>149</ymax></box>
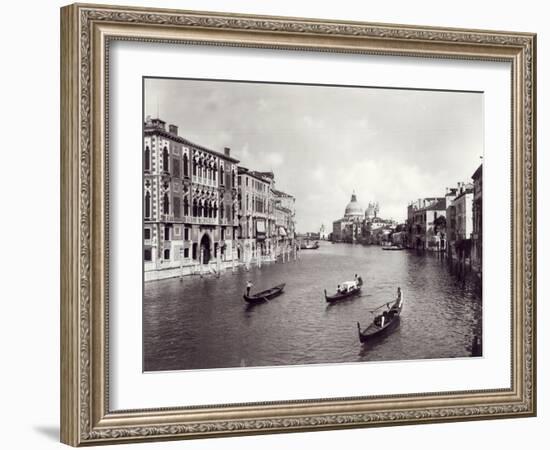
<box><xmin>224</xmin><ymin>147</ymin><xmax>231</xmax><ymax>157</ymax></box>
<box><xmin>169</xmin><ymin>124</ymin><xmax>178</xmax><ymax>136</ymax></box>
<box><xmin>151</xmin><ymin>118</ymin><xmax>165</xmax><ymax>131</ymax></box>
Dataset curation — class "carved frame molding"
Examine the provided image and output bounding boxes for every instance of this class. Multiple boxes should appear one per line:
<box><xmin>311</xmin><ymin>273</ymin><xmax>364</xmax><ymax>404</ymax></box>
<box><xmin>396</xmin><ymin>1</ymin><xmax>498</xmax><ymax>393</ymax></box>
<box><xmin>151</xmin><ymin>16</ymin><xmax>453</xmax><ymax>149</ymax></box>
<box><xmin>61</xmin><ymin>3</ymin><xmax>536</xmax><ymax>446</ymax></box>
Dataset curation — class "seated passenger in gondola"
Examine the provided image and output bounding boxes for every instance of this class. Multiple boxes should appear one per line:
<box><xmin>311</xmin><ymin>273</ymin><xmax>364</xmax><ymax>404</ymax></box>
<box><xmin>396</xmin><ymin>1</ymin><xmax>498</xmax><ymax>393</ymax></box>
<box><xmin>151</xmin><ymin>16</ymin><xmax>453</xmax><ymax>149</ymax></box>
<box><xmin>381</xmin><ymin>311</ymin><xmax>389</xmax><ymax>327</ymax></box>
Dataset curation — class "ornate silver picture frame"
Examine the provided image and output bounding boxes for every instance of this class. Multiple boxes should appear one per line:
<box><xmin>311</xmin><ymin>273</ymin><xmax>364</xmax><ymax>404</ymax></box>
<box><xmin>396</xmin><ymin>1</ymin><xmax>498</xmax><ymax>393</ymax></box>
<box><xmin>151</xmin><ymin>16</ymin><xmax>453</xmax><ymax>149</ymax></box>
<box><xmin>61</xmin><ymin>3</ymin><xmax>536</xmax><ymax>446</ymax></box>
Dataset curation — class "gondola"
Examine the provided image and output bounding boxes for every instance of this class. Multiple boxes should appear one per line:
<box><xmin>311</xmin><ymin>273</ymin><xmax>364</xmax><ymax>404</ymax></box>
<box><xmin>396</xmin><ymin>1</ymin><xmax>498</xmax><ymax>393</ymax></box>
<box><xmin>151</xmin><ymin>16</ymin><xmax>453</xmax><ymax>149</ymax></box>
<box><xmin>325</xmin><ymin>277</ymin><xmax>363</xmax><ymax>303</ymax></box>
<box><xmin>243</xmin><ymin>283</ymin><xmax>286</xmax><ymax>304</ymax></box>
<box><xmin>300</xmin><ymin>241</ymin><xmax>320</xmax><ymax>250</ymax></box>
<box><xmin>357</xmin><ymin>289</ymin><xmax>404</xmax><ymax>342</ymax></box>
<box><xmin>381</xmin><ymin>245</ymin><xmax>404</xmax><ymax>250</ymax></box>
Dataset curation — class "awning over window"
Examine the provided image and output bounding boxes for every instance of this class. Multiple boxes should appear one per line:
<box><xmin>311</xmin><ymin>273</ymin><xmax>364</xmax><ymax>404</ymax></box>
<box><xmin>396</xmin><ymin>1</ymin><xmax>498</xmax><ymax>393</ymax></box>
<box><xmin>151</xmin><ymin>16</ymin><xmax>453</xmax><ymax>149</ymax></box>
<box><xmin>256</xmin><ymin>220</ymin><xmax>266</xmax><ymax>240</ymax></box>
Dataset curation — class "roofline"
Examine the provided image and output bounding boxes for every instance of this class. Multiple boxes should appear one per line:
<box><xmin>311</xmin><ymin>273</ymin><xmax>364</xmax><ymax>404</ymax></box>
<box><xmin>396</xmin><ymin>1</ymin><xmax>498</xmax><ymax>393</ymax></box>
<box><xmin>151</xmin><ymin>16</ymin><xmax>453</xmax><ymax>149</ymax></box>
<box><xmin>453</xmin><ymin>189</ymin><xmax>474</xmax><ymax>202</ymax></box>
<box><xmin>275</xmin><ymin>206</ymin><xmax>293</xmax><ymax>214</ymax></box>
<box><xmin>472</xmin><ymin>163</ymin><xmax>483</xmax><ymax>180</ymax></box>
<box><xmin>237</xmin><ymin>166</ymin><xmax>271</xmax><ymax>183</ymax></box>
<box><xmin>272</xmin><ymin>189</ymin><xmax>294</xmax><ymax>198</ymax></box>
<box><xmin>144</xmin><ymin>127</ymin><xmax>240</xmax><ymax>163</ymax></box>
<box><xmin>413</xmin><ymin>199</ymin><xmax>447</xmax><ymax>212</ymax></box>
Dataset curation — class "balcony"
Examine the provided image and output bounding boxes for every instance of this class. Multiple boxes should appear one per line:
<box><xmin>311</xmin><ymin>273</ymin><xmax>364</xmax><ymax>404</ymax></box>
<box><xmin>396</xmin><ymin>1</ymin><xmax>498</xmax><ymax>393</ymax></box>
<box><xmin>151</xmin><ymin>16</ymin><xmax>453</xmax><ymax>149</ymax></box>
<box><xmin>159</xmin><ymin>214</ymin><xmax>218</xmax><ymax>226</ymax></box>
<box><xmin>183</xmin><ymin>216</ymin><xmax>217</xmax><ymax>225</ymax></box>
<box><xmin>198</xmin><ymin>217</ymin><xmax>217</xmax><ymax>225</ymax></box>
<box><xmin>192</xmin><ymin>176</ymin><xmax>217</xmax><ymax>188</ymax></box>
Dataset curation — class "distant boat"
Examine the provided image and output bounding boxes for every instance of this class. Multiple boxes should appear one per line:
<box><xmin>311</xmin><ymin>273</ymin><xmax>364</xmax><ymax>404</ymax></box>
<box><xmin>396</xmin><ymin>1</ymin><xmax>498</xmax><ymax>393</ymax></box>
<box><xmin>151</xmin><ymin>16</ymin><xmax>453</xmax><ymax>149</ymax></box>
<box><xmin>300</xmin><ymin>240</ymin><xmax>320</xmax><ymax>250</ymax></box>
<box><xmin>357</xmin><ymin>290</ymin><xmax>404</xmax><ymax>342</ymax></box>
<box><xmin>243</xmin><ymin>283</ymin><xmax>286</xmax><ymax>304</ymax></box>
<box><xmin>325</xmin><ymin>277</ymin><xmax>363</xmax><ymax>303</ymax></box>
<box><xmin>382</xmin><ymin>244</ymin><xmax>405</xmax><ymax>250</ymax></box>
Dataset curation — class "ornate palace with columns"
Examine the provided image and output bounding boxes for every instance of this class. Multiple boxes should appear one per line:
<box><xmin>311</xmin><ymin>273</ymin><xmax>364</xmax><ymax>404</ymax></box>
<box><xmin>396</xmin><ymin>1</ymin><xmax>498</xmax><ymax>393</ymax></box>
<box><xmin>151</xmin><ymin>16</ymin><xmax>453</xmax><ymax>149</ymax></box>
<box><xmin>144</xmin><ymin>117</ymin><xmax>296</xmax><ymax>280</ymax></box>
<box><xmin>143</xmin><ymin>117</ymin><xmax>240</xmax><ymax>280</ymax></box>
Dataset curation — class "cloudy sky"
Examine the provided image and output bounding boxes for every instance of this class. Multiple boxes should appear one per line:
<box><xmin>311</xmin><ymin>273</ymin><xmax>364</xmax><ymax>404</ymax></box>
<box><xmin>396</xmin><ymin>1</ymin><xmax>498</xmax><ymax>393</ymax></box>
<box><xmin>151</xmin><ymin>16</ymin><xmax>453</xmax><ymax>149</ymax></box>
<box><xmin>144</xmin><ymin>78</ymin><xmax>483</xmax><ymax>232</ymax></box>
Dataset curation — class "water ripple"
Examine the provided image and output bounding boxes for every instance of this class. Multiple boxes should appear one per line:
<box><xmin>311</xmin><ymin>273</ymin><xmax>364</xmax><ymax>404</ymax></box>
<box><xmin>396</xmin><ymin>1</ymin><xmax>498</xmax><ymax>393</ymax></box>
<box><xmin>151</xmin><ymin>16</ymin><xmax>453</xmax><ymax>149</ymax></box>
<box><xmin>144</xmin><ymin>242</ymin><xmax>482</xmax><ymax>371</ymax></box>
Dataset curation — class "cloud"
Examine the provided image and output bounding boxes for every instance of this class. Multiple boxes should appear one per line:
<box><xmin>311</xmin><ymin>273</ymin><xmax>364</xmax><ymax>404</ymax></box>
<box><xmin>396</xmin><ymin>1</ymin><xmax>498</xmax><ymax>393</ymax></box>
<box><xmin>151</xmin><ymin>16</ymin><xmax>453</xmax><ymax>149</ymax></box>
<box><xmin>145</xmin><ymin>78</ymin><xmax>483</xmax><ymax>232</ymax></box>
<box><xmin>312</xmin><ymin>166</ymin><xmax>326</xmax><ymax>181</ymax></box>
<box><xmin>264</xmin><ymin>152</ymin><xmax>284</xmax><ymax>168</ymax></box>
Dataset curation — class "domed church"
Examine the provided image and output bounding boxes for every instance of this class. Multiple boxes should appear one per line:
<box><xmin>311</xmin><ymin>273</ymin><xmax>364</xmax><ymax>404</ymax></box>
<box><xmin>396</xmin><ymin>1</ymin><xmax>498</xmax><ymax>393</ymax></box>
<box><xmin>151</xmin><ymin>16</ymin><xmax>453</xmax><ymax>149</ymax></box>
<box><xmin>332</xmin><ymin>192</ymin><xmax>394</xmax><ymax>244</ymax></box>
<box><xmin>344</xmin><ymin>192</ymin><xmax>364</xmax><ymax>221</ymax></box>
<box><xmin>332</xmin><ymin>192</ymin><xmax>366</xmax><ymax>243</ymax></box>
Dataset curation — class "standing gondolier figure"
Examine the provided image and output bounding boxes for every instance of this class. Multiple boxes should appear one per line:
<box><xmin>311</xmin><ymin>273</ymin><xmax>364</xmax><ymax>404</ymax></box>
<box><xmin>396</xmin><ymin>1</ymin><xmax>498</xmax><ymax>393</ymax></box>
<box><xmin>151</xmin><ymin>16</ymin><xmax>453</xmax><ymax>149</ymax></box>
<box><xmin>246</xmin><ymin>281</ymin><xmax>253</xmax><ymax>296</ymax></box>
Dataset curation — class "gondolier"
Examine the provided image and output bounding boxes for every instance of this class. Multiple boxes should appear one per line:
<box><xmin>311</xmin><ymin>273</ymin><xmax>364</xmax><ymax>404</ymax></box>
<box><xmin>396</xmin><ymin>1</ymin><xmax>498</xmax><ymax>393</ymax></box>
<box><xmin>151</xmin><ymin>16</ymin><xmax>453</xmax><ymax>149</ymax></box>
<box><xmin>246</xmin><ymin>281</ymin><xmax>253</xmax><ymax>296</ymax></box>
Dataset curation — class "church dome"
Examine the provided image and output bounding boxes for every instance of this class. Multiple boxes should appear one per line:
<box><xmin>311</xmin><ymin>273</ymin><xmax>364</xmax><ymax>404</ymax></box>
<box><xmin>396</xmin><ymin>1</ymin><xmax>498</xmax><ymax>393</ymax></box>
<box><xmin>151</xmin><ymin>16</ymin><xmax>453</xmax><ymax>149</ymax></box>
<box><xmin>344</xmin><ymin>193</ymin><xmax>364</xmax><ymax>219</ymax></box>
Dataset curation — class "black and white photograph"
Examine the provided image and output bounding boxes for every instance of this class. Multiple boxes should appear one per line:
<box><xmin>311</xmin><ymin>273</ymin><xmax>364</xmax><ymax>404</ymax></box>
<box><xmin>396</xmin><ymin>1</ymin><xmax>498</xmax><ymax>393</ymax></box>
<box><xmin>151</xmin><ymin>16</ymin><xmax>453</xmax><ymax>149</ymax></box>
<box><xmin>142</xmin><ymin>77</ymin><xmax>483</xmax><ymax>372</ymax></box>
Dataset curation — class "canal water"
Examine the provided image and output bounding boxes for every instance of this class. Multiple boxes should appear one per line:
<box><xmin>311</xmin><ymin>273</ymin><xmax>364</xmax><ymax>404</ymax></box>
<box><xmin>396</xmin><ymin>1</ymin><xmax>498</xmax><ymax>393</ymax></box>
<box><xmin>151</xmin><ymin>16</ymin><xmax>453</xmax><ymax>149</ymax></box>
<box><xmin>143</xmin><ymin>241</ymin><xmax>482</xmax><ymax>371</ymax></box>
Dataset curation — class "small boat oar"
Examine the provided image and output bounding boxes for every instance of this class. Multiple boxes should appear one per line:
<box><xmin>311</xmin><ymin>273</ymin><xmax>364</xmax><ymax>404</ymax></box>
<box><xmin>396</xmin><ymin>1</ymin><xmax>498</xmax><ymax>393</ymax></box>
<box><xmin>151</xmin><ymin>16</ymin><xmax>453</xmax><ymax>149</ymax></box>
<box><xmin>368</xmin><ymin>302</ymin><xmax>391</xmax><ymax>313</ymax></box>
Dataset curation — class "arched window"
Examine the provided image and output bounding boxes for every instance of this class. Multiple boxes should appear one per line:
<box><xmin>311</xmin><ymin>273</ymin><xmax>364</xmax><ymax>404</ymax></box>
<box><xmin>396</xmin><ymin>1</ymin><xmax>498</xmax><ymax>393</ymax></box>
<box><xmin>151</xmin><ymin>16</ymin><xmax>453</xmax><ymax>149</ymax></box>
<box><xmin>192</xmin><ymin>199</ymin><xmax>197</xmax><ymax>217</ymax></box>
<box><xmin>162</xmin><ymin>147</ymin><xmax>169</xmax><ymax>173</ymax></box>
<box><xmin>213</xmin><ymin>202</ymin><xmax>217</xmax><ymax>219</ymax></box>
<box><xmin>144</xmin><ymin>146</ymin><xmax>150</xmax><ymax>172</ymax></box>
<box><xmin>232</xmin><ymin>171</ymin><xmax>235</xmax><ymax>188</ymax></box>
<box><xmin>163</xmin><ymin>193</ymin><xmax>169</xmax><ymax>214</ymax></box>
<box><xmin>183</xmin><ymin>197</ymin><xmax>189</xmax><ymax>216</ymax></box>
<box><xmin>183</xmin><ymin>153</ymin><xmax>189</xmax><ymax>176</ymax></box>
<box><xmin>220</xmin><ymin>166</ymin><xmax>225</xmax><ymax>185</ymax></box>
<box><xmin>220</xmin><ymin>202</ymin><xmax>224</xmax><ymax>219</ymax></box>
<box><xmin>145</xmin><ymin>191</ymin><xmax>151</xmax><ymax>218</ymax></box>
<box><xmin>192</xmin><ymin>158</ymin><xmax>197</xmax><ymax>176</ymax></box>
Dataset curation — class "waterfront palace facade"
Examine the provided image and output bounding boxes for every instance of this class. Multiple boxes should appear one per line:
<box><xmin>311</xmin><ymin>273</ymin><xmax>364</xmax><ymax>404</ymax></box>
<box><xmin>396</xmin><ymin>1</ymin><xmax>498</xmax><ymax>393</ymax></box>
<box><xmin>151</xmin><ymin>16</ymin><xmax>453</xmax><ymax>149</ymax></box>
<box><xmin>144</xmin><ymin>117</ymin><xmax>295</xmax><ymax>280</ymax></box>
<box><xmin>402</xmin><ymin>164</ymin><xmax>482</xmax><ymax>277</ymax></box>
